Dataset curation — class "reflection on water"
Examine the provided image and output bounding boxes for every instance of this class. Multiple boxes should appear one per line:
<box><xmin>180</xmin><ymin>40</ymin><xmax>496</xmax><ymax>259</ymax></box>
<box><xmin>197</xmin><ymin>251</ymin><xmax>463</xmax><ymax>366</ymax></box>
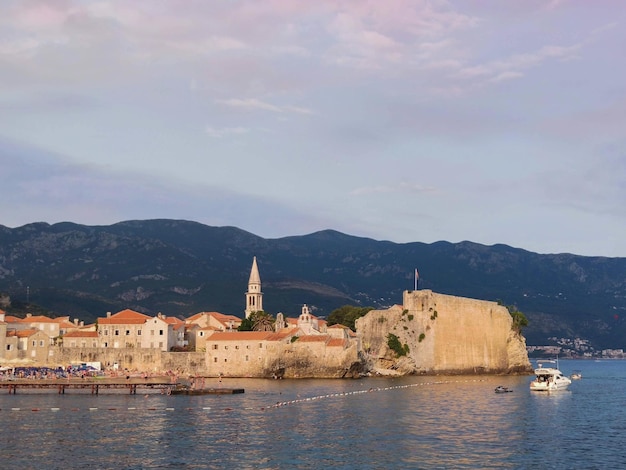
<box><xmin>2</xmin><ymin>361</ymin><xmax>626</xmax><ymax>469</ymax></box>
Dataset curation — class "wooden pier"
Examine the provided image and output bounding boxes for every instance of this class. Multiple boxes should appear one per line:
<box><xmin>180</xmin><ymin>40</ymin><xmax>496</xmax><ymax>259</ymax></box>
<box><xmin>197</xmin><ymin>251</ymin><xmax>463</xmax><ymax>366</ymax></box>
<box><xmin>0</xmin><ymin>377</ymin><xmax>245</xmax><ymax>395</ymax></box>
<box><xmin>0</xmin><ymin>377</ymin><xmax>174</xmax><ymax>395</ymax></box>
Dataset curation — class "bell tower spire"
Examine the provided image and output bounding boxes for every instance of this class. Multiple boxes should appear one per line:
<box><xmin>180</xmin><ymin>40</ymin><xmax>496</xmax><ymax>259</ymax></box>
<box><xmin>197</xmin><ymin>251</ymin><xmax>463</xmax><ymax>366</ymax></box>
<box><xmin>245</xmin><ymin>256</ymin><xmax>263</xmax><ymax>318</ymax></box>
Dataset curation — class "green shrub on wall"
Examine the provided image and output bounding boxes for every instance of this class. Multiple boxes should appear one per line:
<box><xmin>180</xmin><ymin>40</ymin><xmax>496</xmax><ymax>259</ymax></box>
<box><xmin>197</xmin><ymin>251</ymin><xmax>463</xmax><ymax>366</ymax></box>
<box><xmin>387</xmin><ymin>333</ymin><xmax>409</xmax><ymax>357</ymax></box>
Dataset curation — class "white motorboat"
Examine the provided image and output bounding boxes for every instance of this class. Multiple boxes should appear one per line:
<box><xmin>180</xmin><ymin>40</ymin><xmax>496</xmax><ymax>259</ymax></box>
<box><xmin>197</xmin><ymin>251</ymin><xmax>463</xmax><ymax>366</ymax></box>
<box><xmin>530</xmin><ymin>360</ymin><xmax>572</xmax><ymax>391</ymax></box>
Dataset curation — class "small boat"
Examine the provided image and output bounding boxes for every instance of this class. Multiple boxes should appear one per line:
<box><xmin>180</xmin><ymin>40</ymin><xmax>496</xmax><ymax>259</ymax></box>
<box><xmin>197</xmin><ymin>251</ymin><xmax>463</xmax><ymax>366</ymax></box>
<box><xmin>494</xmin><ymin>386</ymin><xmax>513</xmax><ymax>393</ymax></box>
<box><xmin>530</xmin><ymin>359</ymin><xmax>572</xmax><ymax>391</ymax></box>
<box><xmin>570</xmin><ymin>371</ymin><xmax>582</xmax><ymax>380</ymax></box>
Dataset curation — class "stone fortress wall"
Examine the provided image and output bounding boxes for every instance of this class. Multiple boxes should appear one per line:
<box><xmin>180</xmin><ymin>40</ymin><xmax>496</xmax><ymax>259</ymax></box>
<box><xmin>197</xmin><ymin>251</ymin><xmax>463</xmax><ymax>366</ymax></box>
<box><xmin>356</xmin><ymin>289</ymin><xmax>532</xmax><ymax>375</ymax></box>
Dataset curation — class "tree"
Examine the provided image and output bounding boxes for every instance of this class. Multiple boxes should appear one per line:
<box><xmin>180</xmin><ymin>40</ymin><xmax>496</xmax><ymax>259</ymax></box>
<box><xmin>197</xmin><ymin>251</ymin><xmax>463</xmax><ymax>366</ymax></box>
<box><xmin>497</xmin><ymin>300</ymin><xmax>529</xmax><ymax>334</ymax></box>
<box><xmin>327</xmin><ymin>305</ymin><xmax>374</xmax><ymax>331</ymax></box>
<box><xmin>507</xmin><ymin>305</ymin><xmax>529</xmax><ymax>334</ymax></box>
<box><xmin>238</xmin><ymin>311</ymin><xmax>275</xmax><ymax>332</ymax></box>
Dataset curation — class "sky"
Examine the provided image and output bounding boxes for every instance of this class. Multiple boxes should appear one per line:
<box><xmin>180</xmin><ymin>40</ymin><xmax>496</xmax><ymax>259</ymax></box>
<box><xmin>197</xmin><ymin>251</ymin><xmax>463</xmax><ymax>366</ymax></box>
<box><xmin>1</xmin><ymin>1</ymin><xmax>625</xmax><ymax>257</ymax></box>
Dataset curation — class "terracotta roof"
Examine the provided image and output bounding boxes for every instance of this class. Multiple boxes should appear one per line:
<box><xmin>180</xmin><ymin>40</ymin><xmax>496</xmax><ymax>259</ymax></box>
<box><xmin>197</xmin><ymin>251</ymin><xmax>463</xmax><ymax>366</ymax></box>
<box><xmin>187</xmin><ymin>311</ymin><xmax>242</xmax><ymax>326</ymax></box>
<box><xmin>327</xmin><ymin>338</ymin><xmax>347</xmax><ymax>347</ymax></box>
<box><xmin>4</xmin><ymin>315</ymin><xmax>22</xmax><ymax>323</ymax></box>
<box><xmin>57</xmin><ymin>319</ymin><xmax>79</xmax><ymax>329</ymax></box>
<box><xmin>267</xmin><ymin>327</ymin><xmax>299</xmax><ymax>341</ymax></box>
<box><xmin>186</xmin><ymin>311</ymin><xmax>223</xmax><ymax>323</ymax></box>
<box><xmin>210</xmin><ymin>312</ymin><xmax>241</xmax><ymax>322</ymax></box>
<box><xmin>17</xmin><ymin>315</ymin><xmax>56</xmax><ymax>323</ymax></box>
<box><xmin>52</xmin><ymin>316</ymin><xmax>71</xmax><ymax>323</ymax></box>
<box><xmin>8</xmin><ymin>328</ymin><xmax>40</xmax><ymax>338</ymax></box>
<box><xmin>199</xmin><ymin>326</ymin><xmax>219</xmax><ymax>331</ymax></box>
<box><xmin>98</xmin><ymin>309</ymin><xmax>151</xmax><ymax>325</ymax></box>
<box><xmin>63</xmin><ymin>330</ymin><xmax>99</xmax><ymax>338</ymax></box>
<box><xmin>328</xmin><ymin>324</ymin><xmax>356</xmax><ymax>333</ymax></box>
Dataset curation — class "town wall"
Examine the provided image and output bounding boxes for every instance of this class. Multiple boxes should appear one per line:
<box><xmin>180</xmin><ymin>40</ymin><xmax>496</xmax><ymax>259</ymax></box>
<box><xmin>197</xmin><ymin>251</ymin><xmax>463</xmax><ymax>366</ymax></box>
<box><xmin>279</xmin><ymin>341</ymin><xmax>360</xmax><ymax>378</ymax></box>
<box><xmin>205</xmin><ymin>339</ymin><xmax>360</xmax><ymax>378</ymax></box>
<box><xmin>43</xmin><ymin>347</ymin><xmax>206</xmax><ymax>375</ymax></box>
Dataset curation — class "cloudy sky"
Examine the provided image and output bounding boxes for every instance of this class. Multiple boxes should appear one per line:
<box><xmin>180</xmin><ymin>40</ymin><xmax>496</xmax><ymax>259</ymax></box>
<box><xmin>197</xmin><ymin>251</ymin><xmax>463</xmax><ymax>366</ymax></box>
<box><xmin>1</xmin><ymin>1</ymin><xmax>625</xmax><ymax>257</ymax></box>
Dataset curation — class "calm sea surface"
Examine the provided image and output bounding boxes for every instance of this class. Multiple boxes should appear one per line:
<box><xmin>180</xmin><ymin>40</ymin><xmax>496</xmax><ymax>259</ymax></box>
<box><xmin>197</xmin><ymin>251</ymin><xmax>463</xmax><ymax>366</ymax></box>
<box><xmin>1</xmin><ymin>359</ymin><xmax>625</xmax><ymax>469</ymax></box>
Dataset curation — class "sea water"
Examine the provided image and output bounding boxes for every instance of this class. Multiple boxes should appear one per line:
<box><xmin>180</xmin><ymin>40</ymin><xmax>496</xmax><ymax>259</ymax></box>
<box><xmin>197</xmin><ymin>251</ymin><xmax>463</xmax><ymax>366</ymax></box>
<box><xmin>1</xmin><ymin>359</ymin><xmax>624</xmax><ymax>469</ymax></box>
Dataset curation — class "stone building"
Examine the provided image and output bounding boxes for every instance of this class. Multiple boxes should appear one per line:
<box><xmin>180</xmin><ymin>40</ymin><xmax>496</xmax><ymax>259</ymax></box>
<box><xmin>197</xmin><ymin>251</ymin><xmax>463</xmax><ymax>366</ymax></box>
<box><xmin>98</xmin><ymin>309</ymin><xmax>151</xmax><ymax>349</ymax></box>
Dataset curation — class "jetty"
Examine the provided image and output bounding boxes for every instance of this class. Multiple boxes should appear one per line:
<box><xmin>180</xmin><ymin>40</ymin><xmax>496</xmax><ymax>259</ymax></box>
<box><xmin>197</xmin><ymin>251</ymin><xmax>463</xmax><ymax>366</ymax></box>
<box><xmin>170</xmin><ymin>386</ymin><xmax>244</xmax><ymax>395</ymax></box>
<box><xmin>0</xmin><ymin>377</ymin><xmax>244</xmax><ymax>395</ymax></box>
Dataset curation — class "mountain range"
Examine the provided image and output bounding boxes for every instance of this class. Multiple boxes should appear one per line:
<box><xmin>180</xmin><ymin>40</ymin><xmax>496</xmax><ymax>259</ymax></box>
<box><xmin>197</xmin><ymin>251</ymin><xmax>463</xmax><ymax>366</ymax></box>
<box><xmin>1</xmin><ymin>219</ymin><xmax>625</xmax><ymax>350</ymax></box>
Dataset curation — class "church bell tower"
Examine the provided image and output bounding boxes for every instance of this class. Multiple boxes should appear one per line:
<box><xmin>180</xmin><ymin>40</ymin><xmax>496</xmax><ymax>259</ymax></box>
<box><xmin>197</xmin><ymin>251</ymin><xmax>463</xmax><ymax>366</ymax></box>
<box><xmin>245</xmin><ymin>256</ymin><xmax>263</xmax><ymax>319</ymax></box>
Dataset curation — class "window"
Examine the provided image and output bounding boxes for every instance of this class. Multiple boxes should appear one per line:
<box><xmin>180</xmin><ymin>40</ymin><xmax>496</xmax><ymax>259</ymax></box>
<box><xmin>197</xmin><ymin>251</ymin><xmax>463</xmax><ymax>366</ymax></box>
<box><xmin>212</xmin><ymin>344</ymin><xmax>218</xmax><ymax>350</ymax></box>
<box><xmin>137</xmin><ymin>330</ymin><xmax>142</xmax><ymax>336</ymax></box>
<box><xmin>213</xmin><ymin>357</ymin><xmax>217</xmax><ymax>362</ymax></box>
<box><xmin>259</xmin><ymin>343</ymin><xmax>263</xmax><ymax>348</ymax></box>
<box><xmin>245</xmin><ymin>355</ymin><xmax>249</xmax><ymax>361</ymax></box>
<box><xmin>104</xmin><ymin>342</ymin><xmax>108</xmax><ymax>348</ymax></box>
<box><xmin>114</xmin><ymin>330</ymin><xmax>119</xmax><ymax>336</ymax></box>
<box><xmin>159</xmin><ymin>330</ymin><xmax>163</xmax><ymax>336</ymax></box>
<box><xmin>104</xmin><ymin>330</ymin><xmax>109</xmax><ymax>335</ymax></box>
<box><xmin>225</xmin><ymin>345</ymin><xmax>228</xmax><ymax>350</ymax></box>
<box><xmin>125</xmin><ymin>330</ymin><xmax>130</xmax><ymax>336</ymax></box>
<box><xmin>159</xmin><ymin>342</ymin><xmax>163</xmax><ymax>348</ymax></box>
<box><xmin>6</xmin><ymin>345</ymin><xmax>12</xmax><ymax>351</ymax></box>
<box><xmin>151</xmin><ymin>330</ymin><xmax>155</xmax><ymax>336</ymax></box>
<box><xmin>32</xmin><ymin>340</ymin><xmax>36</xmax><ymax>347</ymax></box>
<box><xmin>235</xmin><ymin>345</ymin><xmax>239</xmax><ymax>350</ymax></box>
<box><xmin>39</xmin><ymin>340</ymin><xmax>44</xmax><ymax>347</ymax></box>
<box><xmin>199</xmin><ymin>332</ymin><xmax>204</xmax><ymax>337</ymax></box>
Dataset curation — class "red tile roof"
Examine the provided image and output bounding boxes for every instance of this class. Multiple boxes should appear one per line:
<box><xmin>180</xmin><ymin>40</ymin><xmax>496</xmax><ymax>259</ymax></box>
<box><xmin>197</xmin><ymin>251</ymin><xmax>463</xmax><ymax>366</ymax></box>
<box><xmin>266</xmin><ymin>327</ymin><xmax>299</xmax><ymax>341</ymax></box>
<box><xmin>63</xmin><ymin>330</ymin><xmax>99</xmax><ymax>338</ymax></box>
<box><xmin>187</xmin><ymin>311</ymin><xmax>241</xmax><ymax>325</ymax></box>
<box><xmin>327</xmin><ymin>338</ymin><xmax>347</xmax><ymax>347</ymax></box>
<box><xmin>98</xmin><ymin>309</ymin><xmax>151</xmax><ymax>325</ymax></box>
<box><xmin>17</xmin><ymin>315</ymin><xmax>56</xmax><ymax>323</ymax></box>
<box><xmin>186</xmin><ymin>311</ymin><xmax>223</xmax><ymax>323</ymax></box>
<box><xmin>8</xmin><ymin>328</ymin><xmax>40</xmax><ymax>338</ymax></box>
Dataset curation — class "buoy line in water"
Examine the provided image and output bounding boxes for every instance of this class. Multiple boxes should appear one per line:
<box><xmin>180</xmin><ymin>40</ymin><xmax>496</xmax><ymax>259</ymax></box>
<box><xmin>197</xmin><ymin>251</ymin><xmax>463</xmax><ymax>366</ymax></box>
<box><xmin>267</xmin><ymin>378</ymin><xmax>487</xmax><ymax>409</ymax></box>
<box><xmin>0</xmin><ymin>379</ymin><xmax>487</xmax><ymax>413</ymax></box>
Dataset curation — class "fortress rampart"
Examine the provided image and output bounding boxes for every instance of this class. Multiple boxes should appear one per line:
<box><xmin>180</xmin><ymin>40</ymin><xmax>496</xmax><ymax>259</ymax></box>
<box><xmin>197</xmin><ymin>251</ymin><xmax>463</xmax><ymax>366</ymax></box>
<box><xmin>356</xmin><ymin>290</ymin><xmax>532</xmax><ymax>375</ymax></box>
